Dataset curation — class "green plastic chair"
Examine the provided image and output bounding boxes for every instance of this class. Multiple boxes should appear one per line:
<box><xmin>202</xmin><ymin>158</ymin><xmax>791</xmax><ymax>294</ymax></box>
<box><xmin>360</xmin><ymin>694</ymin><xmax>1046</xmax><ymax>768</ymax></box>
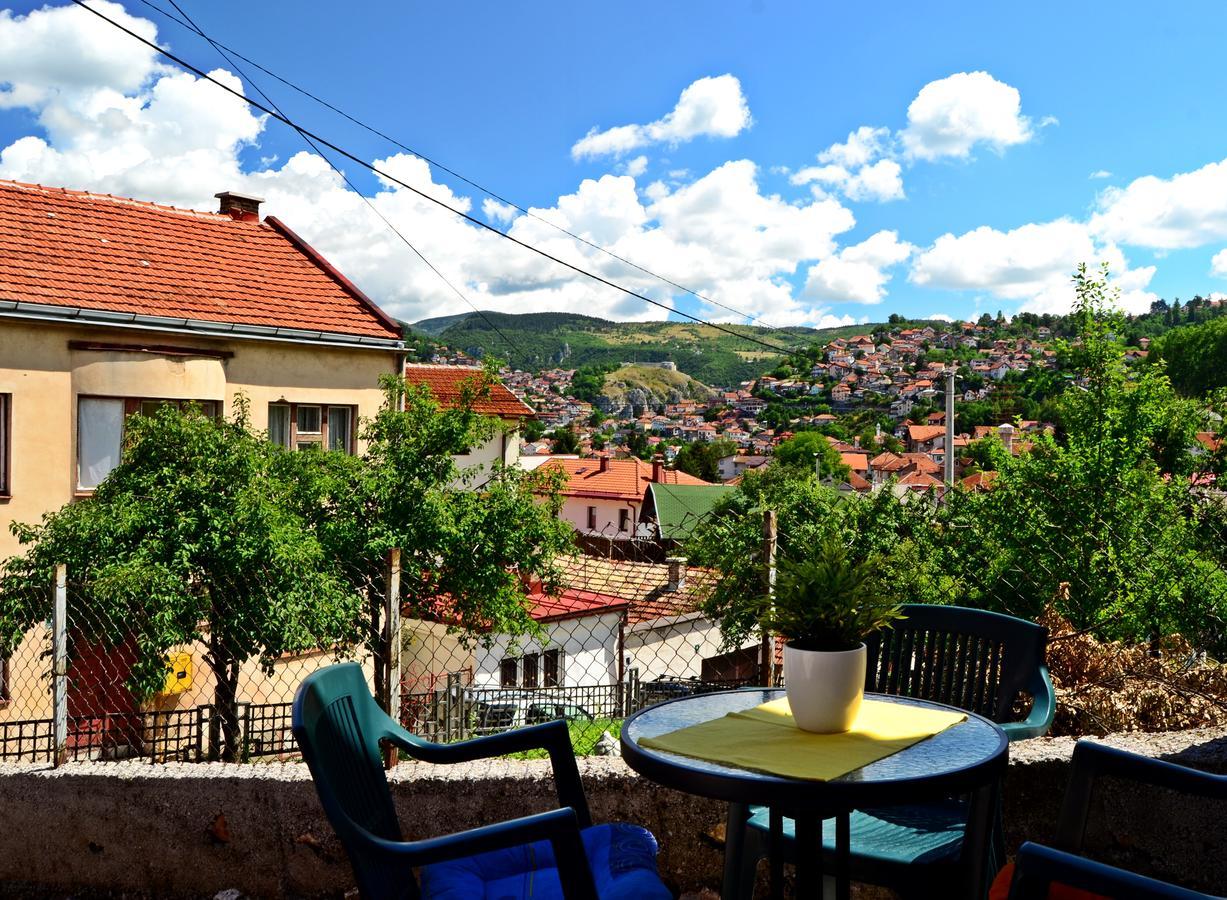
<box><xmin>1007</xmin><ymin>741</ymin><xmax>1227</xmax><ymax>899</ymax></box>
<box><xmin>292</xmin><ymin>662</ymin><xmax>670</xmax><ymax>900</ymax></box>
<box><xmin>728</xmin><ymin>604</ymin><xmax>1056</xmax><ymax>899</ymax></box>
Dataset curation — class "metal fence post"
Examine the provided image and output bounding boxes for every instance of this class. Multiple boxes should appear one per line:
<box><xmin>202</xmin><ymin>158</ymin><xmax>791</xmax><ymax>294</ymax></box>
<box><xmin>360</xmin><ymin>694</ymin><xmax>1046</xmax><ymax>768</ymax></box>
<box><xmin>759</xmin><ymin>510</ymin><xmax>777</xmax><ymax>687</ymax></box>
<box><xmin>51</xmin><ymin>563</ymin><xmax>67</xmax><ymax>767</ymax></box>
<box><xmin>384</xmin><ymin>547</ymin><xmax>402</xmax><ymax>768</ymax></box>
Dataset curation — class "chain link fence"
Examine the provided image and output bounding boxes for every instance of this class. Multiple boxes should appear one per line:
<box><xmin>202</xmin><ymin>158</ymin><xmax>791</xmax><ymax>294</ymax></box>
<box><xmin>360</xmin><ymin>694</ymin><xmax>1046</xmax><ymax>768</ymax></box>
<box><xmin>0</xmin><ymin>470</ymin><xmax>1225</xmax><ymax>766</ymax></box>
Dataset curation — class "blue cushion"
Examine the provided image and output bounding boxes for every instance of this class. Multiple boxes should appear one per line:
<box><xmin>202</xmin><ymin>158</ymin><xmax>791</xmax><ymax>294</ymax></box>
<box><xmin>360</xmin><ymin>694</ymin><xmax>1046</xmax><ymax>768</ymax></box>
<box><xmin>747</xmin><ymin>800</ymin><xmax>967</xmax><ymax>866</ymax></box>
<box><xmin>420</xmin><ymin>822</ymin><xmax>671</xmax><ymax>900</ymax></box>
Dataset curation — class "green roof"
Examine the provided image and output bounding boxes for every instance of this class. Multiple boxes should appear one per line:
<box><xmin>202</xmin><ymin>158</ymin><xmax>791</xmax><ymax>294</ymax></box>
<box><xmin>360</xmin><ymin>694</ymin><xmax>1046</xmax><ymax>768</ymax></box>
<box><xmin>646</xmin><ymin>483</ymin><xmax>735</xmax><ymax>540</ymax></box>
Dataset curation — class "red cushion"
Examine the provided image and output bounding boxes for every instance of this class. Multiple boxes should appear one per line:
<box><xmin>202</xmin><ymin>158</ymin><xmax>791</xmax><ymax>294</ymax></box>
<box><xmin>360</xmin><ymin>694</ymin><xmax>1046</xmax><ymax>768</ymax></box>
<box><xmin>989</xmin><ymin>862</ymin><xmax>1111</xmax><ymax>900</ymax></box>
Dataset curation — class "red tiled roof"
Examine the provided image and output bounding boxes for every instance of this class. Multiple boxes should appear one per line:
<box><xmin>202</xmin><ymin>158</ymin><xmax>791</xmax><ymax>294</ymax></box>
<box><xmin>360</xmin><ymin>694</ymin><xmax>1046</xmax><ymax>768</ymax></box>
<box><xmin>840</xmin><ymin>452</ymin><xmax>869</xmax><ymax>472</ymax></box>
<box><xmin>898</xmin><ymin>471</ymin><xmax>942</xmax><ymax>488</ymax></box>
<box><xmin>403</xmin><ymin>364</ymin><xmax>533</xmax><ymax>419</ymax></box>
<box><xmin>541</xmin><ymin>456</ymin><xmax>710</xmax><ymax>501</ymax></box>
<box><xmin>526</xmin><ymin>556</ymin><xmax>718</xmax><ymax>625</ymax></box>
<box><xmin>0</xmin><ymin>179</ymin><xmax>400</xmax><ymax>341</ymax></box>
<box><xmin>907</xmin><ymin>424</ymin><xmax>946</xmax><ymax>442</ymax></box>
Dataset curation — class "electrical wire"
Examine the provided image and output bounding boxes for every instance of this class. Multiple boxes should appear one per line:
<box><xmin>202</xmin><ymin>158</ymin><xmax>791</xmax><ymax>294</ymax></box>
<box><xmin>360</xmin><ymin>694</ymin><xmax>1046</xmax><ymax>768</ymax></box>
<box><xmin>161</xmin><ymin>0</ymin><xmax>522</xmax><ymax>359</ymax></box>
<box><xmin>134</xmin><ymin>0</ymin><xmax>788</xmax><ymax>333</ymax></box>
<box><xmin>69</xmin><ymin>0</ymin><xmax>798</xmax><ymax>356</ymax></box>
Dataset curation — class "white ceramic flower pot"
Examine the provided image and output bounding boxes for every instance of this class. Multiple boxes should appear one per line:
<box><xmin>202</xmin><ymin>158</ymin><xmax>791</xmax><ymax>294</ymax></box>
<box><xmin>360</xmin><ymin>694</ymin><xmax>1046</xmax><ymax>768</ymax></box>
<box><xmin>783</xmin><ymin>641</ymin><xmax>867</xmax><ymax>733</ymax></box>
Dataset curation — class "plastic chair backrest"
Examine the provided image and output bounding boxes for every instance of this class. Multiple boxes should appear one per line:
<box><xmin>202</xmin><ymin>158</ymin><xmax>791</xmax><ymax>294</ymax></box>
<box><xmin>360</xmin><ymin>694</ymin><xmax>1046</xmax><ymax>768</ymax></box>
<box><xmin>864</xmin><ymin>604</ymin><xmax>1047</xmax><ymax>724</ymax></box>
<box><xmin>293</xmin><ymin>662</ymin><xmax>414</xmax><ymax>900</ymax></box>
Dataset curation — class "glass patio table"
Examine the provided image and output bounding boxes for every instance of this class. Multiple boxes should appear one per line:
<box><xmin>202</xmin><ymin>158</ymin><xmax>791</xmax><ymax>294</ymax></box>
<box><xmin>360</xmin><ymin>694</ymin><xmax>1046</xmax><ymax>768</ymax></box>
<box><xmin>621</xmin><ymin>688</ymin><xmax>1008</xmax><ymax>900</ymax></box>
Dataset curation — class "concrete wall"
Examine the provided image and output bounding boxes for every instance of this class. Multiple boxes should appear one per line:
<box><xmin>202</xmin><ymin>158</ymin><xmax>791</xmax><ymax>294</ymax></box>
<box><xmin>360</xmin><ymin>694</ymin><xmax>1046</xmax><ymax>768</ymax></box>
<box><xmin>559</xmin><ymin>495</ymin><xmax>640</xmax><ymax>537</ymax></box>
<box><xmin>625</xmin><ymin>614</ymin><xmax>730</xmax><ymax>682</ymax></box>
<box><xmin>0</xmin><ymin>727</ymin><xmax>1221</xmax><ymax>898</ymax></box>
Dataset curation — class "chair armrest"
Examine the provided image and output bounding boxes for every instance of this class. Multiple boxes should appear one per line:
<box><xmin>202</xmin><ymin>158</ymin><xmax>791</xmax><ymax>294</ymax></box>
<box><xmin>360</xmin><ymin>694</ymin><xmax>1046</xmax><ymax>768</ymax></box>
<box><xmin>1008</xmin><ymin>842</ymin><xmax>1211</xmax><ymax>900</ymax></box>
<box><xmin>1001</xmin><ymin>665</ymin><xmax>1055</xmax><ymax>742</ymax></box>
<box><xmin>1055</xmin><ymin>741</ymin><xmax>1227</xmax><ymax>851</ymax></box>
<box><xmin>349</xmin><ymin>806</ymin><xmax>599</xmax><ymax>900</ymax></box>
<box><xmin>381</xmin><ymin>718</ymin><xmax>592</xmax><ymax>828</ymax></box>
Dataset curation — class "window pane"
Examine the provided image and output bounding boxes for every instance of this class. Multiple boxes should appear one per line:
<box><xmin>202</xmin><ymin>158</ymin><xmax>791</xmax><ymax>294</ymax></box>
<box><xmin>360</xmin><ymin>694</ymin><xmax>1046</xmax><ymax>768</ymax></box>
<box><xmin>500</xmin><ymin>658</ymin><xmax>517</xmax><ymax>688</ymax></box>
<box><xmin>197</xmin><ymin>401</ymin><xmax>219</xmax><ymax>419</ymax></box>
<box><xmin>328</xmin><ymin>407</ymin><xmax>351</xmax><ymax>453</ymax></box>
<box><xmin>544</xmin><ymin>649</ymin><xmax>560</xmax><ymax>688</ymax></box>
<box><xmin>297</xmin><ymin>405</ymin><xmax>321</xmax><ymax>433</ymax></box>
<box><xmin>268</xmin><ymin>405</ymin><xmax>290</xmax><ymax>447</ymax></box>
<box><xmin>78</xmin><ymin>398</ymin><xmax>124</xmax><ymax>490</ymax></box>
<box><xmin>522</xmin><ymin>653</ymin><xmax>539</xmax><ymax>689</ymax></box>
<box><xmin>140</xmin><ymin>400</ymin><xmax>171</xmax><ymax>417</ymax></box>
<box><xmin>0</xmin><ymin>395</ymin><xmax>7</xmax><ymax>494</ymax></box>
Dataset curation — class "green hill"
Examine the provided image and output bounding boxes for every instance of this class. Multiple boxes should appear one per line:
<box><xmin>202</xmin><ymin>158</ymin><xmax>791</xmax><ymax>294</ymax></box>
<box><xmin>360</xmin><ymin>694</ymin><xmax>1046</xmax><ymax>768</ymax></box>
<box><xmin>413</xmin><ymin>311</ymin><xmax>875</xmax><ymax>388</ymax></box>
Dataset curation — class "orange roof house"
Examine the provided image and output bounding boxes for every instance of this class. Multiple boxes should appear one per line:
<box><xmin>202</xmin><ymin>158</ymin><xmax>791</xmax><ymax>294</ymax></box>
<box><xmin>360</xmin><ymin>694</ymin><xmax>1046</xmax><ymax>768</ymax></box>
<box><xmin>403</xmin><ymin>364</ymin><xmax>533</xmax><ymax>421</ymax></box>
<box><xmin>0</xmin><ymin>179</ymin><xmax>405</xmax><ymax>724</ymax></box>
<box><xmin>0</xmin><ymin>180</ymin><xmax>404</xmax><ymax>565</ymax></box>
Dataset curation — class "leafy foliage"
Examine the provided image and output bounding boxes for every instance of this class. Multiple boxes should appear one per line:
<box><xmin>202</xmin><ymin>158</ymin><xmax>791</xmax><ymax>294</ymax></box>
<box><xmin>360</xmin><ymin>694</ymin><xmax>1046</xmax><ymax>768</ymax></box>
<box><xmin>0</xmin><ymin>400</ymin><xmax>360</xmax><ymax>760</ymax></box>
<box><xmin>1149</xmin><ymin>316</ymin><xmax>1227</xmax><ymax>396</ymax></box>
<box><xmin>773</xmin><ymin>431</ymin><xmax>851</xmax><ymax>481</ymax></box>
<box><xmin>767</xmin><ymin>541</ymin><xmax>904</xmax><ymax>651</ymax></box>
<box><xmin>673</xmin><ymin>439</ymin><xmax>736</xmax><ymax>482</ymax></box>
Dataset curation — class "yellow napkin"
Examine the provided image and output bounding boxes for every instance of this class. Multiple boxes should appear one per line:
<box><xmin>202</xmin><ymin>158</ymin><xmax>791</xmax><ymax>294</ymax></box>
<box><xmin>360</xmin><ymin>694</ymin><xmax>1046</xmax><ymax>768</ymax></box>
<box><xmin>638</xmin><ymin>697</ymin><xmax>966</xmax><ymax>781</ymax></box>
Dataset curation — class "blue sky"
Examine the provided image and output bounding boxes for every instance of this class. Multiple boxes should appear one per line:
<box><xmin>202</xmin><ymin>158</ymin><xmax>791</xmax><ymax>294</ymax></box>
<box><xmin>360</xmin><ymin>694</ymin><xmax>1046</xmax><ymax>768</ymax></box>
<box><xmin>3</xmin><ymin>1</ymin><xmax>1227</xmax><ymax>328</ymax></box>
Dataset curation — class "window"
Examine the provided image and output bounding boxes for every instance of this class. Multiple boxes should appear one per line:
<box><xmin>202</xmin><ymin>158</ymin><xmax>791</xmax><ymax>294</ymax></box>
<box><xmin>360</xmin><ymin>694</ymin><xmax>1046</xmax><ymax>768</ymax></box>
<box><xmin>77</xmin><ymin>397</ymin><xmax>220</xmax><ymax>491</ymax></box>
<box><xmin>544</xmin><ymin>649</ymin><xmax>562</xmax><ymax>688</ymax></box>
<box><xmin>499</xmin><ymin>658</ymin><xmax>518</xmax><ymax>688</ymax></box>
<box><xmin>267</xmin><ymin>403</ymin><xmax>355</xmax><ymax>454</ymax></box>
<box><xmin>522</xmin><ymin>653</ymin><xmax>539</xmax><ymax>689</ymax></box>
<box><xmin>587</xmin><ymin>506</ymin><xmax>597</xmax><ymax>530</ymax></box>
<box><xmin>78</xmin><ymin>397</ymin><xmax>124</xmax><ymax>490</ymax></box>
<box><xmin>0</xmin><ymin>394</ymin><xmax>9</xmax><ymax>496</ymax></box>
<box><xmin>618</xmin><ymin>508</ymin><xmax>630</xmax><ymax>532</ymax></box>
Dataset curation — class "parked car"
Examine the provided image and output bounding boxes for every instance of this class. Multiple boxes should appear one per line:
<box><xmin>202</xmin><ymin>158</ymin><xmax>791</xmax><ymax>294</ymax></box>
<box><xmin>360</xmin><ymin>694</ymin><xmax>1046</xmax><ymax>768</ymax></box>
<box><xmin>469</xmin><ymin>691</ymin><xmax>595</xmax><ymax>734</ymax></box>
<box><xmin>526</xmin><ymin>702</ymin><xmax>594</xmax><ymax>725</ymax></box>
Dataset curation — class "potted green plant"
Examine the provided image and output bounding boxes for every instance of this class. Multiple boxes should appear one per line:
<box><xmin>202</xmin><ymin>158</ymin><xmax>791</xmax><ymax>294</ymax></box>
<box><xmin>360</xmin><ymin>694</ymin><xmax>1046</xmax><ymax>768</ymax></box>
<box><xmin>768</xmin><ymin>539</ymin><xmax>904</xmax><ymax>733</ymax></box>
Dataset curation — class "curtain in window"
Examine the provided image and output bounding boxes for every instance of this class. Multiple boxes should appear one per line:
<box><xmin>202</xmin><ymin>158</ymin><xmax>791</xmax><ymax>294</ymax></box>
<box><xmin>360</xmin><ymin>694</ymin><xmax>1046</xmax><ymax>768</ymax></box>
<box><xmin>78</xmin><ymin>398</ymin><xmax>124</xmax><ymax>489</ymax></box>
<box><xmin>268</xmin><ymin>405</ymin><xmax>290</xmax><ymax>447</ymax></box>
<box><xmin>328</xmin><ymin>406</ymin><xmax>351</xmax><ymax>452</ymax></box>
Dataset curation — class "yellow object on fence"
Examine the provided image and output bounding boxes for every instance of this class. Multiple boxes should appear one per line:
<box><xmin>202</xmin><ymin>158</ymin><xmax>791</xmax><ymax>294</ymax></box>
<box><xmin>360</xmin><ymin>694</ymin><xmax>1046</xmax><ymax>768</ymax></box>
<box><xmin>639</xmin><ymin>697</ymin><xmax>966</xmax><ymax>781</ymax></box>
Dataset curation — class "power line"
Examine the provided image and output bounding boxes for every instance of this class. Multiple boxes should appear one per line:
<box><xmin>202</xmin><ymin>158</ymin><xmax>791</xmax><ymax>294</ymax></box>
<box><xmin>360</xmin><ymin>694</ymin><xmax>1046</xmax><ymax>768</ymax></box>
<box><xmin>134</xmin><ymin>0</ymin><xmax>784</xmax><ymax>332</ymax></box>
<box><xmin>69</xmin><ymin>0</ymin><xmax>798</xmax><ymax>356</ymax></box>
<box><xmin>161</xmin><ymin>0</ymin><xmax>522</xmax><ymax>359</ymax></box>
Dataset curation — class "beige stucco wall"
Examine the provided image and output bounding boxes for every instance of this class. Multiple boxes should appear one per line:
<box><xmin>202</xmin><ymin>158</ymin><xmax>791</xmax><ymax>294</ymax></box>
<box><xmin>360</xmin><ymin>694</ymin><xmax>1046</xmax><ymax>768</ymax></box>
<box><xmin>559</xmin><ymin>495</ymin><xmax>640</xmax><ymax>537</ymax></box>
<box><xmin>452</xmin><ymin>425</ymin><xmax>521</xmax><ymax>488</ymax></box>
<box><xmin>0</xmin><ymin>317</ymin><xmax>400</xmax><ymax>564</ymax></box>
<box><xmin>0</xmin><ymin>317</ymin><xmax>400</xmax><ymax>722</ymax></box>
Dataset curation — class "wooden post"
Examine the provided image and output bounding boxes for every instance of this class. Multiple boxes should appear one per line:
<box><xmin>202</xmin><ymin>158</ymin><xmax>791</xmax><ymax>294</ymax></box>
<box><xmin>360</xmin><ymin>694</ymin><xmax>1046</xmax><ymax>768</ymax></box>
<box><xmin>759</xmin><ymin>510</ymin><xmax>777</xmax><ymax>687</ymax></box>
<box><xmin>384</xmin><ymin>548</ymin><xmax>402</xmax><ymax>769</ymax></box>
<box><xmin>52</xmin><ymin>563</ymin><xmax>67</xmax><ymax>767</ymax></box>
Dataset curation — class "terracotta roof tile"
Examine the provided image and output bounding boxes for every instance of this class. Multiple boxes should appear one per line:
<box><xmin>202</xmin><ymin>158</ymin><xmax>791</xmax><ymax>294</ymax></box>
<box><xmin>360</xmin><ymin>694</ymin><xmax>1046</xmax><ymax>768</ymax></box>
<box><xmin>541</xmin><ymin>456</ymin><xmax>711</xmax><ymax>501</ymax></box>
<box><xmin>403</xmin><ymin>364</ymin><xmax>533</xmax><ymax>419</ymax></box>
<box><xmin>0</xmin><ymin>179</ymin><xmax>400</xmax><ymax>341</ymax></box>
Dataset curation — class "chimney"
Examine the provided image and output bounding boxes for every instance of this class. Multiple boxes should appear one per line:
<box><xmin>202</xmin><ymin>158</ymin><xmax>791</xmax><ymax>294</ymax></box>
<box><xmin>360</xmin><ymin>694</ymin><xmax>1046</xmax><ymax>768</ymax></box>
<box><xmin>998</xmin><ymin>422</ymin><xmax>1015</xmax><ymax>452</ymax></box>
<box><xmin>598</xmin><ymin>454</ymin><xmax>610</xmax><ymax>473</ymax></box>
<box><xmin>215</xmin><ymin>190</ymin><xmax>264</xmax><ymax>222</ymax></box>
<box><xmin>652</xmin><ymin>454</ymin><xmax>664</xmax><ymax>483</ymax></box>
<box><xmin>666</xmin><ymin>556</ymin><xmax>687</xmax><ymax>592</ymax></box>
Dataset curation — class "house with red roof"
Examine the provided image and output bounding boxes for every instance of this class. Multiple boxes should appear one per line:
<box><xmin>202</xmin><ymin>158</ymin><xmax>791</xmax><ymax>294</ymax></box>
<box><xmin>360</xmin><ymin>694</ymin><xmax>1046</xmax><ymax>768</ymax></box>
<box><xmin>0</xmin><ymin>179</ymin><xmax>404</xmax><ymax>731</ymax></box>
<box><xmin>403</xmin><ymin>363</ymin><xmax>533</xmax><ymax>481</ymax></box>
<box><xmin>538</xmin><ymin>455</ymin><xmax>710</xmax><ymax>538</ymax></box>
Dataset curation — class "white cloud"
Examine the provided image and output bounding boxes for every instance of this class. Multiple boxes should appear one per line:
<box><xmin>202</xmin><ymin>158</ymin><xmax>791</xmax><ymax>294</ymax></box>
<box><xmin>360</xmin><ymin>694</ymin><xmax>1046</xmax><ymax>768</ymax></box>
<box><xmin>1211</xmin><ymin>248</ymin><xmax>1227</xmax><ymax>278</ymax></box>
<box><xmin>571</xmin><ymin>74</ymin><xmax>751</xmax><ymax>160</ymax></box>
<box><xmin>482</xmin><ymin>197</ymin><xmax>517</xmax><ymax>224</ymax></box>
<box><xmin>910</xmin><ymin>218</ymin><xmax>1156</xmax><ymax>314</ymax></box>
<box><xmin>900</xmin><ymin>71</ymin><xmax>1033</xmax><ymax>161</ymax></box>
<box><xmin>792</xmin><ymin>158</ymin><xmax>904</xmax><ymax>203</ymax></box>
<box><xmin>1089</xmin><ymin>170</ymin><xmax>1112</xmax><ymax>179</ymax></box>
<box><xmin>817</xmin><ymin>125</ymin><xmax>892</xmax><ymax>169</ymax></box>
<box><xmin>1090</xmin><ymin>158</ymin><xmax>1227</xmax><ymax>250</ymax></box>
<box><xmin>804</xmin><ymin>230</ymin><xmax>913</xmax><ymax>304</ymax></box>
<box><xmin>0</xmin><ymin>8</ymin><xmax>871</xmax><ymax>329</ymax></box>
<box><xmin>927</xmin><ymin>312</ymin><xmax>955</xmax><ymax>322</ymax></box>
<box><xmin>792</xmin><ymin>126</ymin><xmax>903</xmax><ymax>203</ymax></box>
<box><xmin>623</xmin><ymin>155</ymin><xmax>648</xmax><ymax>177</ymax></box>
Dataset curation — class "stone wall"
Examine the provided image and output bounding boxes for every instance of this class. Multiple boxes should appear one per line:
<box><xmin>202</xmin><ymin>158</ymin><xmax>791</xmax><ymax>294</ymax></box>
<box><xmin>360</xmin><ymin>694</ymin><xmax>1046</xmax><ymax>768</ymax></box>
<box><xmin>0</xmin><ymin>727</ymin><xmax>1222</xmax><ymax>898</ymax></box>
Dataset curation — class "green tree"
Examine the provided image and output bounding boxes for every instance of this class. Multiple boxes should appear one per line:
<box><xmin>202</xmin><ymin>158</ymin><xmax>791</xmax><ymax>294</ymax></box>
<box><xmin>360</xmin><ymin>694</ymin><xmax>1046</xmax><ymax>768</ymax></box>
<box><xmin>279</xmin><ymin>372</ymin><xmax>575</xmax><ymax>707</ymax></box>
<box><xmin>549</xmin><ymin>428</ymin><xmax>581</xmax><ymax>455</ymax></box>
<box><xmin>1150</xmin><ymin>316</ymin><xmax>1227</xmax><ymax>396</ymax></box>
<box><xmin>0</xmin><ymin>401</ymin><xmax>360</xmax><ymax>761</ymax></box>
<box><xmin>774</xmin><ymin>431</ymin><xmax>851</xmax><ymax>481</ymax></box>
<box><xmin>673</xmin><ymin>439</ymin><xmax>737</xmax><ymax>482</ymax></box>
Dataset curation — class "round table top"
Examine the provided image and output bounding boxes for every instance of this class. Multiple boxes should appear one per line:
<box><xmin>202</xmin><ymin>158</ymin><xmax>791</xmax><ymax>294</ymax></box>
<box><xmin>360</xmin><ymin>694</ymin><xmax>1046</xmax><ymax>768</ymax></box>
<box><xmin>620</xmin><ymin>688</ymin><xmax>1008</xmax><ymax>812</ymax></box>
